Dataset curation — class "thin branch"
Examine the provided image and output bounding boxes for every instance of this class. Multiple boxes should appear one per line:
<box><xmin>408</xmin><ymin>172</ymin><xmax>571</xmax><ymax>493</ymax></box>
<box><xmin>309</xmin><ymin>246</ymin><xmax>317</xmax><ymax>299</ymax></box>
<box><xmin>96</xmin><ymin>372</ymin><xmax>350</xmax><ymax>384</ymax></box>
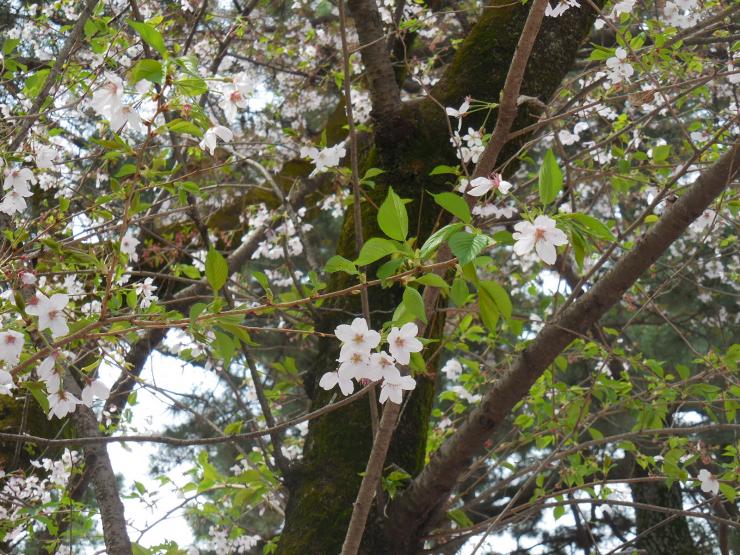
<box><xmin>471</xmin><ymin>0</ymin><xmax>550</xmax><ymax>179</ymax></box>
<box><xmin>0</xmin><ymin>383</ymin><xmax>376</xmax><ymax>448</ymax></box>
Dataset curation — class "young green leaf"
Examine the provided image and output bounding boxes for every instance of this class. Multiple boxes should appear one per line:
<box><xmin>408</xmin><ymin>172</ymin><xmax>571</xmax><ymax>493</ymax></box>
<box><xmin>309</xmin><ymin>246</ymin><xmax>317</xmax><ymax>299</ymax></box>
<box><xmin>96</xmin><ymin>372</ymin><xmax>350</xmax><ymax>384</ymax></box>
<box><xmin>325</xmin><ymin>255</ymin><xmax>358</xmax><ymax>275</ymax></box>
<box><xmin>354</xmin><ymin>238</ymin><xmax>399</xmax><ymax>266</ymax></box>
<box><xmin>130</xmin><ymin>59</ymin><xmax>163</xmax><ymax>84</ymax></box>
<box><xmin>432</xmin><ymin>191</ymin><xmax>471</xmax><ymax>224</ymax></box>
<box><xmin>419</xmin><ymin>222</ymin><xmax>465</xmax><ymax>260</ymax></box>
<box><xmin>128</xmin><ymin>19</ymin><xmax>168</xmax><ymax>58</ymax></box>
<box><xmin>539</xmin><ymin>149</ymin><xmax>563</xmax><ymax>205</ymax></box>
<box><xmin>479</xmin><ymin>280</ymin><xmax>512</xmax><ymax>321</ymax></box>
<box><xmin>205</xmin><ymin>247</ymin><xmax>229</xmax><ymax>292</ymax></box>
<box><xmin>377</xmin><ymin>187</ymin><xmax>409</xmax><ymax>241</ymax></box>
<box><xmin>402</xmin><ymin>286</ymin><xmax>427</xmax><ymax>324</ymax></box>
<box><xmin>448</xmin><ymin>231</ymin><xmax>490</xmax><ymax>266</ymax></box>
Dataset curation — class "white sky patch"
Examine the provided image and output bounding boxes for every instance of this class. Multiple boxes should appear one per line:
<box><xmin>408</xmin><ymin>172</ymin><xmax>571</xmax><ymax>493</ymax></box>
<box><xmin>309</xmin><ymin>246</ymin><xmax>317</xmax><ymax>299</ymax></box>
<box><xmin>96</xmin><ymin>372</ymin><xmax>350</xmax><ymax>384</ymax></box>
<box><xmin>99</xmin><ymin>351</ymin><xmax>224</xmax><ymax>549</ymax></box>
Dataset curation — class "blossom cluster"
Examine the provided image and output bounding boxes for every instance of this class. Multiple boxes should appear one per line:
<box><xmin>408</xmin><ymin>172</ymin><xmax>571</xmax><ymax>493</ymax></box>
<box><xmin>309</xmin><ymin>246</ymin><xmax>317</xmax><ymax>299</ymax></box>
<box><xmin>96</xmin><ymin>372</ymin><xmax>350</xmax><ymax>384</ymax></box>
<box><xmin>0</xmin><ymin>449</ymin><xmax>80</xmax><ymax>537</ymax></box>
<box><xmin>1</xmin><ymin>166</ymin><xmax>35</xmax><ymax>215</ymax></box>
<box><xmin>91</xmin><ymin>72</ymin><xmax>142</xmax><ymax>132</ymax></box>
<box><xmin>319</xmin><ymin>318</ymin><xmax>420</xmax><ymax>404</ymax></box>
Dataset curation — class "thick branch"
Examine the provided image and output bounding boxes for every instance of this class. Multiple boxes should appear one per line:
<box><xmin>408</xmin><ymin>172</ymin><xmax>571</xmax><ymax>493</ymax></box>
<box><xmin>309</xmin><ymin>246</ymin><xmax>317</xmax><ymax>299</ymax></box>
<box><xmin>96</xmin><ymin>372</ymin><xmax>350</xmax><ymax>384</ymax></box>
<box><xmin>388</xmin><ymin>144</ymin><xmax>739</xmax><ymax>543</ymax></box>
<box><xmin>69</xmin><ymin>399</ymin><xmax>132</xmax><ymax>555</ymax></box>
<box><xmin>347</xmin><ymin>0</ymin><xmax>402</xmax><ymax>123</ymax></box>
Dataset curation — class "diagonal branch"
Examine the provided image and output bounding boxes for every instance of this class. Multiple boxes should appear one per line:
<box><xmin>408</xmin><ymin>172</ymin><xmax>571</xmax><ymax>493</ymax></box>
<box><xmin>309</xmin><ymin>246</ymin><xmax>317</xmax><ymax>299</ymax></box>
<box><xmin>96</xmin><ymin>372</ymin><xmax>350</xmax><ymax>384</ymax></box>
<box><xmin>347</xmin><ymin>0</ymin><xmax>402</xmax><ymax>123</ymax></box>
<box><xmin>387</xmin><ymin>143</ymin><xmax>739</xmax><ymax>542</ymax></box>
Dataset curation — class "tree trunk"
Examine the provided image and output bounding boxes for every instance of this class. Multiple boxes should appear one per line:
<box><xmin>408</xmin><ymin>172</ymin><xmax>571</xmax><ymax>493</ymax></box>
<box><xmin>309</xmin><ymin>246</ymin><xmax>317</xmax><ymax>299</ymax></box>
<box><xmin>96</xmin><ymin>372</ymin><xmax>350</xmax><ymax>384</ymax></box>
<box><xmin>278</xmin><ymin>2</ymin><xmax>602</xmax><ymax>553</ymax></box>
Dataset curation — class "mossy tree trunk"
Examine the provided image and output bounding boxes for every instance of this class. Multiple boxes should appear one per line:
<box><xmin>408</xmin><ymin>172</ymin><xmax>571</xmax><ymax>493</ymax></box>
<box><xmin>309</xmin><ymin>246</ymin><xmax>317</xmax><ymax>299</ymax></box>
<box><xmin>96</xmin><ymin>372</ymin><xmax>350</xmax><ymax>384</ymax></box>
<box><xmin>278</xmin><ymin>2</ymin><xmax>606</xmax><ymax>553</ymax></box>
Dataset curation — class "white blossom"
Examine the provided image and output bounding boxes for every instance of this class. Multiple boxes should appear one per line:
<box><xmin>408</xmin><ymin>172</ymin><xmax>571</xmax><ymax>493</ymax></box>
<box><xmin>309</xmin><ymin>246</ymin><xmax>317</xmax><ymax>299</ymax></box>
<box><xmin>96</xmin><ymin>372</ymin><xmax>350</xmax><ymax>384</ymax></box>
<box><xmin>387</xmin><ymin>323</ymin><xmax>423</xmax><ymax>365</ymax></box>
<box><xmin>697</xmin><ymin>469</ymin><xmax>720</xmax><ymax>495</ymax></box>
<box><xmin>512</xmin><ymin>215</ymin><xmax>568</xmax><ymax>265</ymax></box>
<box><xmin>379</xmin><ymin>367</ymin><xmax>416</xmax><ymax>404</ymax></box>
<box><xmin>200</xmin><ymin>125</ymin><xmax>234</xmax><ymax>155</ymax></box>
<box><xmin>0</xmin><ymin>331</ymin><xmax>24</xmax><ymax>367</ymax></box>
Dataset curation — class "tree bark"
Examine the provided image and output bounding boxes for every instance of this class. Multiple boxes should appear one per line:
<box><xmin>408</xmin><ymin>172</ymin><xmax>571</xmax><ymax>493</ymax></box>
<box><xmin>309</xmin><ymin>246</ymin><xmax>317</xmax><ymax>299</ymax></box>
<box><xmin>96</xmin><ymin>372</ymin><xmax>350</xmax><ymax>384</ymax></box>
<box><xmin>277</xmin><ymin>1</ymin><xmax>603</xmax><ymax>552</ymax></box>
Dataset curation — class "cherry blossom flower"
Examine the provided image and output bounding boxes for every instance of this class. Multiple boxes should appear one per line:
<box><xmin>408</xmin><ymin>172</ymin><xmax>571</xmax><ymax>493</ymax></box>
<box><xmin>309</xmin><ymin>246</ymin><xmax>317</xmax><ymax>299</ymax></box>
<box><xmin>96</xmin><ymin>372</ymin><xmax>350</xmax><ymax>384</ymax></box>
<box><xmin>387</xmin><ymin>322</ymin><xmax>423</xmax><ymax>365</ymax></box>
<box><xmin>368</xmin><ymin>351</ymin><xmax>397</xmax><ymax>381</ymax></box>
<box><xmin>451</xmin><ymin>385</ymin><xmax>481</xmax><ymax>404</ymax></box>
<box><xmin>0</xmin><ymin>187</ymin><xmax>32</xmax><ymax>215</ymax></box>
<box><xmin>335</xmin><ymin>317</ymin><xmax>380</xmax><ymax>360</ymax></box>
<box><xmin>379</xmin><ymin>367</ymin><xmax>416</xmax><ymax>404</ymax></box>
<box><xmin>134</xmin><ymin>277</ymin><xmax>158</xmax><ymax>308</ymax></box>
<box><xmin>109</xmin><ymin>104</ymin><xmax>143</xmax><ymax>132</ymax></box>
<box><xmin>318</xmin><ymin>367</ymin><xmax>355</xmax><ymax>396</ymax></box>
<box><xmin>26</xmin><ymin>292</ymin><xmax>69</xmax><ymax>338</ymax></box>
<box><xmin>120</xmin><ymin>232</ymin><xmax>140</xmax><ymax>262</ymax></box>
<box><xmin>0</xmin><ymin>330</ymin><xmax>24</xmax><ymax>366</ymax></box>
<box><xmin>441</xmin><ymin>358</ymin><xmax>463</xmax><ymax>380</ymax></box>
<box><xmin>19</xmin><ymin>270</ymin><xmax>36</xmax><ymax>285</ymax></box>
<box><xmin>3</xmin><ymin>167</ymin><xmax>35</xmax><ymax>193</ymax></box>
<box><xmin>47</xmin><ymin>390</ymin><xmax>81</xmax><ymax>420</ymax></box>
<box><xmin>466</xmin><ymin>173</ymin><xmax>512</xmax><ymax>197</ymax></box>
<box><xmin>300</xmin><ymin>143</ymin><xmax>347</xmax><ymax>176</ymax></box>
<box><xmin>220</xmin><ymin>91</ymin><xmax>246</xmax><ymax>122</ymax></box>
<box><xmin>692</xmin><ymin>209</ymin><xmax>717</xmax><ymax>232</ymax></box>
<box><xmin>200</xmin><ymin>125</ymin><xmax>234</xmax><ymax>155</ymax></box>
<box><xmin>35</xmin><ymin>145</ymin><xmax>59</xmax><ymax>169</ymax></box>
<box><xmin>545</xmin><ymin>0</ymin><xmax>580</xmax><ymax>17</ymax></box>
<box><xmin>605</xmin><ymin>48</ymin><xmax>634</xmax><ymax>85</ymax></box>
<box><xmin>38</xmin><ymin>355</ymin><xmax>62</xmax><ymax>392</ymax></box>
<box><xmin>0</xmin><ymin>369</ymin><xmax>15</xmax><ymax>395</ymax></box>
<box><xmin>81</xmin><ymin>379</ymin><xmax>110</xmax><ymax>407</ymax></box>
<box><xmin>337</xmin><ymin>351</ymin><xmax>370</xmax><ymax>379</ymax></box>
<box><xmin>446</xmin><ymin>97</ymin><xmax>470</xmax><ymax>130</ymax></box>
<box><xmin>512</xmin><ymin>215</ymin><xmax>568</xmax><ymax>265</ymax></box>
<box><xmin>697</xmin><ymin>469</ymin><xmax>720</xmax><ymax>495</ymax></box>
<box><xmin>91</xmin><ymin>72</ymin><xmax>125</xmax><ymax>117</ymax></box>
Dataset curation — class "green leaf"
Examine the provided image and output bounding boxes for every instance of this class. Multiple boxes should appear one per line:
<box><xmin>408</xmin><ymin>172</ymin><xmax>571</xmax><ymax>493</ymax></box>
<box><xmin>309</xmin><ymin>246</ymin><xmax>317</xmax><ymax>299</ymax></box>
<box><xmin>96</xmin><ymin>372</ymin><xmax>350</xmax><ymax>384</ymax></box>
<box><xmin>539</xmin><ymin>149</ymin><xmax>563</xmax><ymax>205</ymax></box>
<box><xmin>402</xmin><ymin>286</ymin><xmax>427</xmax><ymax>324</ymax></box>
<box><xmin>478</xmin><ymin>287</ymin><xmax>499</xmax><ymax>331</ymax></box>
<box><xmin>176</xmin><ymin>77</ymin><xmax>207</xmax><ymax>96</ymax></box>
<box><xmin>451</xmin><ymin>277</ymin><xmax>468</xmax><ymax>306</ymax></box>
<box><xmin>448</xmin><ymin>508</ymin><xmax>473</xmax><ymax>528</ymax></box>
<box><xmin>362</xmin><ymin>167</ymin><xmax>384</xmax><ymax>180</ymax></box>
<box><xmin>205</xmin><ymin>248</ymin><xmax>229</xmax><ymax>292</ymax></box>
<box><xmin>563</xmin><ymin>213</ymin><xmax>616</xmax><ymax>241</ymax></box>
<box><xmin>377</xmin><ymin>258</ymin><xmax>404</xmax><ymax>280</ymax></box>
<box><xmin>130</xmin><ymin>58</ymin><xmax>163</xmax><ymax>84</ymax></box>
<box><xmin>325</xmin><ymin>255</ymin><xmax>358</xmax><ymax>275</ymax></box>
<box><xmin>128</xmin><ymin>19</ymin><xmax>167</xmax><ymax>58</ymax></box>
<box><xmin>166</xmin><ymin>118</ymin><xmax>202</xmax><ymax>137</ymax></box>
<box><xmin>377</xmin><ymin>187</ymin><xmax>409</xmax><ymax>241</ymax></box>
<box><xmin>23</xmin><ymin>69</ymin><xmax>49</xmax><ymax>99</ymax></box>
<box><xmin>479</xmin><ymin>280</ymin><xmax>512</xmax><ymax>321</ymax></box>
<box><xmin>448</xmin><ymin>231</ymin><xmax>489</xmax><ymax>266</ymax></box>
<box><xmin>355</xmin><ymin>238</ymin><xmax>399</xmax><ymax>266</ymax></box>
<box><xmin>651</xmin><ymin>144</ymin><xmax>671</xmax><ymax>163</ymax></box>
<box><xmin>224</xmin><ymin>421</ymin><xmax>243</xmax><ymax>435</ymax></box>
<box><xmin>432</xmin><ymin>191</ymin><xmax>471</xmax><ymax>224</ymax></box>
<box><xmin>415</xmin><ymin>273</ymin><xmax>449</xmax><ymax>292</ymax></box>
<box><xmin>419</xmin><ymin>223</ymin><xmax>465</xmax><ymax>260</ymax></box>
<box><xmin>429</xmin><ymin>165</ymin><xmax>460</xmax><ymax>176</ymax></box>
